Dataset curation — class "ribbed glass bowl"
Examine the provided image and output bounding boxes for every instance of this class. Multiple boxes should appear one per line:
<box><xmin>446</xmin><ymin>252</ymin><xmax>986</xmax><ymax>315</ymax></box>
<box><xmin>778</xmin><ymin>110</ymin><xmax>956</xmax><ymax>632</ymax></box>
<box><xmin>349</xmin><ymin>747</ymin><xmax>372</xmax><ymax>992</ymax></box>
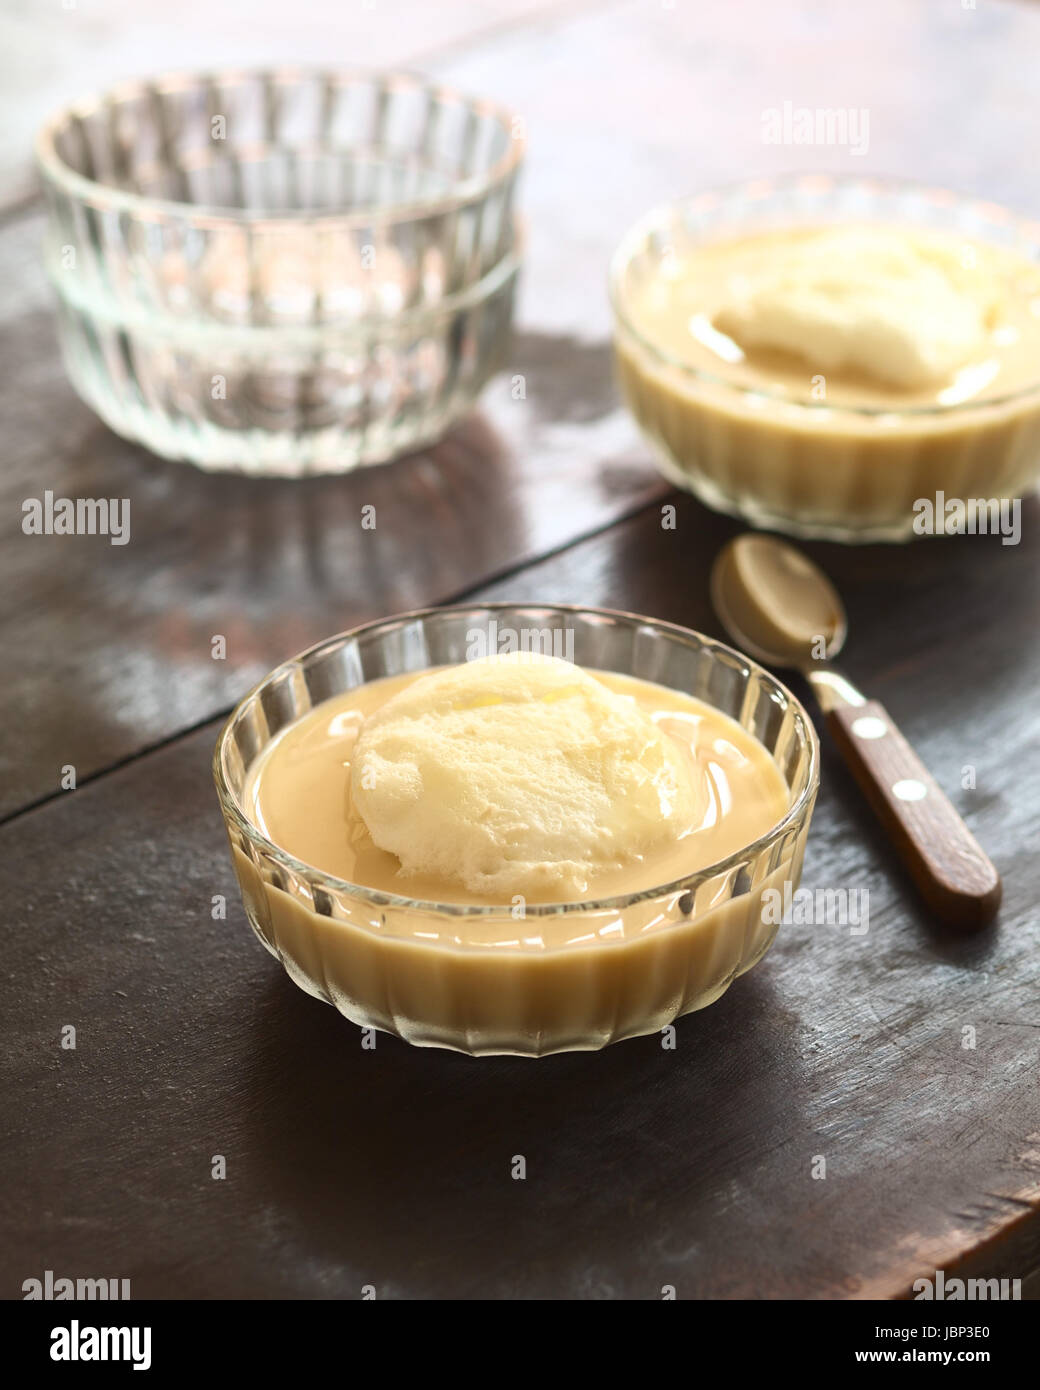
<box><xmin>610</xmin><ymin>175</ymin><xmax>1040</xmax><ymax>542</ymax></box>
<box><xmin>35</xmin><ymin>69</ymin><xmax>524</xmax><ymax>474</ymax></box>
<box><xmin>213</xmin><ymin>604</ymin><xmax>820</xmax><ymax>1057</ymax></box>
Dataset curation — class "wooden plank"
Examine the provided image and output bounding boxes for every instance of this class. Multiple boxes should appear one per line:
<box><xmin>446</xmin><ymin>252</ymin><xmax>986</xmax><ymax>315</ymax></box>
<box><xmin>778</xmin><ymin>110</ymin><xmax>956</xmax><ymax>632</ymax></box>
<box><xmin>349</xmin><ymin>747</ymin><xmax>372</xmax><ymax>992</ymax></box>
<box><xmin>0</xmin><ymin>206</ymin><xmax>663</xmax><ymax>817</ymax></box>
<box><xmin>3</xmin><ymin>493</ymin><xmax>1039</xmax><ymax>1299</ymax></box>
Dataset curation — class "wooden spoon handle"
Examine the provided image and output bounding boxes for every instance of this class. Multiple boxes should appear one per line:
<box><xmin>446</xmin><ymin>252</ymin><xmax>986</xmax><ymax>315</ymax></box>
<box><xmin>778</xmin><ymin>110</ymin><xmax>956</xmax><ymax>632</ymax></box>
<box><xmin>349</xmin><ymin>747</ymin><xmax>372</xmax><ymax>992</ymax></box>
<box><xmin>827</xmin><ymin>700</ymin><xmax>1001</xmax><ymax>929</ymax></box>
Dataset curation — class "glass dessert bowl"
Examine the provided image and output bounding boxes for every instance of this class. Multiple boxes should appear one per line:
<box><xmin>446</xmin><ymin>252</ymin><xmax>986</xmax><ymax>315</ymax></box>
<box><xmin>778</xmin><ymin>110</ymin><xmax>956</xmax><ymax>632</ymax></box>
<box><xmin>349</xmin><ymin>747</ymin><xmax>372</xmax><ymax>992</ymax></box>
<box><xmin>610</xmin><ymin>175</ymin><xmax>1040</xmax><ymax>542</ymax></box>
<box><xmin>35</xmin><ymin>69</ymin><xmax>523</xmax><ymax>475</ymax></box>
<box><xmin>213</xmin><ymin>604</ymin><xmax>819</xmax><ymax>1057</ymax></box>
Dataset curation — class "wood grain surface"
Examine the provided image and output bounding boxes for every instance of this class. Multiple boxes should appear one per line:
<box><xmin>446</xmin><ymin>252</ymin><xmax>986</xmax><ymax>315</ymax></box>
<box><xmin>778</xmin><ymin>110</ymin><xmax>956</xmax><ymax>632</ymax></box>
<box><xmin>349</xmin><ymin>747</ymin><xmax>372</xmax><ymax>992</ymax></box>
<box><xmin>4</xmin><ymin>497</ymin><xmax>1040</xmax><ymax>1300</ymax></box>
<box><xmin>4</xmin><ymin>0</ymin><xmax>1040</xmax><ymax>1301</ymax></box>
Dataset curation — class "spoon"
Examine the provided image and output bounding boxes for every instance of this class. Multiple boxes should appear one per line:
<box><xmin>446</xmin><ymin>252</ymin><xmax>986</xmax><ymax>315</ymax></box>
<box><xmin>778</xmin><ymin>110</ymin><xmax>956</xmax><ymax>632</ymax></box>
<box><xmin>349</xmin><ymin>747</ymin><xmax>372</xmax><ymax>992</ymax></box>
<box><xmin>711</xmin><ymin>533</ymin><xmax>1001</xmax><ymax>929</ymax></box>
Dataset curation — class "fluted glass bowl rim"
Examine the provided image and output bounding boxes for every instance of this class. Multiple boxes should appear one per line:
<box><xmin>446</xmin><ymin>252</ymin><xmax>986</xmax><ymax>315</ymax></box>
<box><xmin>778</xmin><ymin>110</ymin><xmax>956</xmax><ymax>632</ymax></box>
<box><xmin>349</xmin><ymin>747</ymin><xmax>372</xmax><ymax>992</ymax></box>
<box><xmin>213</xmin><ymin>602</ymin><xmax>820</xmax><ymax>923</ymax></box>
<box><xmin>34</xmin><ymin>65</ymin><xmax>525</xmax><ymax>229</ymax></box>
<box><xmin>609</xmin><ymin>172</ymin><xmax>1040</xmax><ymax>420</ymax></box>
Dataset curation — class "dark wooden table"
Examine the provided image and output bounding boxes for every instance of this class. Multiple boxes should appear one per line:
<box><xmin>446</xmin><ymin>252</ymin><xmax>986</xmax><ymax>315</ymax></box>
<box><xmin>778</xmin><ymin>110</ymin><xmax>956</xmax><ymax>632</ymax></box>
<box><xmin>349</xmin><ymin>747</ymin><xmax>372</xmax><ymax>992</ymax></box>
<box><xmin>4</xmin><ymin>0</ymin><xmax>1040</xmax><ymax>1301</ymax></box>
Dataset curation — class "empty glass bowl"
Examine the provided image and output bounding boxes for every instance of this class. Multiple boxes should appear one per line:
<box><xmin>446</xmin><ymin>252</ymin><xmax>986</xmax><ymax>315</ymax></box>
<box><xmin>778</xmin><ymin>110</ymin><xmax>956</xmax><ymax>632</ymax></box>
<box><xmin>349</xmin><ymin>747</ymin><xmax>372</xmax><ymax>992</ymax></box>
<box><xmin>36</xmin><ymin>70</ymin><xmax>524</xmax><ymax>474</ymax></box>
<box><xmin>214</xmin><ymin>604</ymin><xmax>819</xmax><ymax>1057</ymax></box>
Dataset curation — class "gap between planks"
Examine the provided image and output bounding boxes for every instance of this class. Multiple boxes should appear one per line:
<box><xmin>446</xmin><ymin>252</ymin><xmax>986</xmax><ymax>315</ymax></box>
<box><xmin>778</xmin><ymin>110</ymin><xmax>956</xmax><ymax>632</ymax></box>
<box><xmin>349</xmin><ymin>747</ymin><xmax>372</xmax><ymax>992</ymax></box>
<box><xmin>4</xmin><ymin>485</ymin><xmax>675</xmax><ymax>831</ymax></box>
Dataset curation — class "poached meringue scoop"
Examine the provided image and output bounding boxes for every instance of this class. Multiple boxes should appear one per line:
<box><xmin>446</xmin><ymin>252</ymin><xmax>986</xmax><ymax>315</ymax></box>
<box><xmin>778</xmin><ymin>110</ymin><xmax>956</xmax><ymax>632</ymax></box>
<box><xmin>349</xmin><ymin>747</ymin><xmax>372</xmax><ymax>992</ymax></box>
<box><xmin>350</xmin><ymin>652</ymin><xmax>703</xmax><ymax>899</ymax></box>
<box><xmin>243</xmin><ymin>653</ymin><xmax>790</xmax><ymax>906</ymax></box>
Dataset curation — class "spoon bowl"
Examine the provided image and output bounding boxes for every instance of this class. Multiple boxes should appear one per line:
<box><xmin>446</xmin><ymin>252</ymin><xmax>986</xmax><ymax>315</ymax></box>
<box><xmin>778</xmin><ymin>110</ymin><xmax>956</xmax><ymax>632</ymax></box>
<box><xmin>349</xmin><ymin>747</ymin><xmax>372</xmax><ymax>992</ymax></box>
<box><xmin>711</xmin><ymin>534</ymin><xmax>846</xmax><ymax>667</ymax></box>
